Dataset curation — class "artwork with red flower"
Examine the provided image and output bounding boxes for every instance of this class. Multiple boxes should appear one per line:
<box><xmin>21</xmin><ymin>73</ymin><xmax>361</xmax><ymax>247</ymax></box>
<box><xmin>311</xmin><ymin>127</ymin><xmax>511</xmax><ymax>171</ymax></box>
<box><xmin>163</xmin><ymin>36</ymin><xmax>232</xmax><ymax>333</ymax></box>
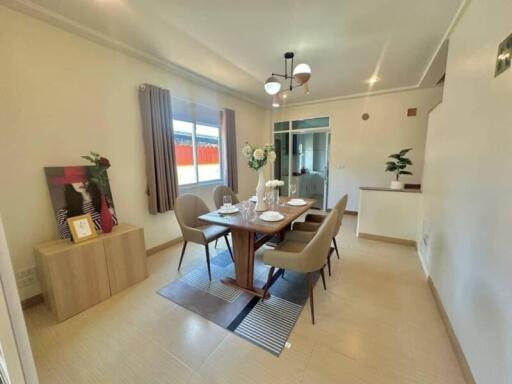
<box><xmin>45</xmin><ymin>166</ymin><xmax>118</xmax><ymax>239</ymax></box>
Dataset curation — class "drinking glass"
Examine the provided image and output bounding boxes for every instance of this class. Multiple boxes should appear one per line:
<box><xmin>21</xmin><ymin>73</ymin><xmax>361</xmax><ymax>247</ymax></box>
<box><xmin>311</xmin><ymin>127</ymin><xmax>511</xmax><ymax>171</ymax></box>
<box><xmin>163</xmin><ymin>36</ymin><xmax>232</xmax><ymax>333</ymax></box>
<box><xmin>265</xmin><ymin>191</ymin><xmax>274</xmax><ymax>208</ymax></box>
<box><xmin>289</xmin><ymin>183</ymin><xmax>297</xmax><ymax>198</ymax></box>
<box><xmin>241</xmin><ymin>200</ymin><xmax>250</xmax><ymax>220</ymax></box>
<box><xmin>223</xmin><ymin>195</ymin><xmax>232</xmax><ymax>209</ymax></box>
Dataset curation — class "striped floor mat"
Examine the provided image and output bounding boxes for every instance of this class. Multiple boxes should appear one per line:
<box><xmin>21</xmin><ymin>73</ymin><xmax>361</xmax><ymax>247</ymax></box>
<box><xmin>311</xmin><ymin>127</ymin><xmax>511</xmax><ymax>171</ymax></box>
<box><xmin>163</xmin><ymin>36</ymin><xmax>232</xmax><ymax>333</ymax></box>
<box><xmin>234</xmin><ymin>296</ymin><xmax>303</xmax><ymax>355</ymax></box>
<box><xmin>180</xmin><ymin>267</ymin><xmax>242</xmax><ymax>303</ymax></box>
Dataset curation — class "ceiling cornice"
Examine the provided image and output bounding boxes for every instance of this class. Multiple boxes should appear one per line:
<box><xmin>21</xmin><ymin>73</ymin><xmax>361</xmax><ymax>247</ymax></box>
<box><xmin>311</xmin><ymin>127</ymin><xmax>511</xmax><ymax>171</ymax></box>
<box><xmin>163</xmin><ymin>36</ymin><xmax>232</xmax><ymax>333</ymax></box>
<box><xmin>281</xmin><ymin>84</ymin><xmax>419</xmax><ymax>108</ymax></box>
<box><xmin>0</xmin><ymin>0</ymin><xmax>268</xmax><ymax>108</ymax></box>
<box><xmin>285</xmin><ymin>0</ymin><xmax>469</xmax><ymax>108</ymax></box>
<box><xmin>417</xmin><ymin>0</ymin><xmax>470</xmax><ymax>85</ymax></box>
<box><xmin>1</xmin><ymin>0</ymin><xmax>469</xmax><ymax>110</ymax></box>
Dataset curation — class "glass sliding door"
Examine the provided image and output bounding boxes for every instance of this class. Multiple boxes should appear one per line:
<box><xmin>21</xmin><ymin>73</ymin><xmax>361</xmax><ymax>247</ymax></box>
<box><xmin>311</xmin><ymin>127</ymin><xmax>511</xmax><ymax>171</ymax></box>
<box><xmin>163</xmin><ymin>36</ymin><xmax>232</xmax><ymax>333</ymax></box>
<box><xmin>291</xmin><ymin>131</ymin><xmax>329</xmax><ymax>209</ymax></box>
<box><xmin>273</xmin><ymin>131</ymin><xmax>290</xmax><ymax>197</ymax></box>
<box><xmin>272</xmin><ymin>117</ymin><xmax>330</xmax><ymax>210</ymax></box>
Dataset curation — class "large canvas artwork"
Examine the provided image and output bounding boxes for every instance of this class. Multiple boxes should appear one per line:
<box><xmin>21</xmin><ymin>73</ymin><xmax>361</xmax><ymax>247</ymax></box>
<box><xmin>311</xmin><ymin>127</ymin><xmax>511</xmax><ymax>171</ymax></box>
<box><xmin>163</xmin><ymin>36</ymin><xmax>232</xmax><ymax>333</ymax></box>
<box><xmin>45</xmin><ymin>166</ymin><xmax>118</xmax><ymax>239</ymax></box>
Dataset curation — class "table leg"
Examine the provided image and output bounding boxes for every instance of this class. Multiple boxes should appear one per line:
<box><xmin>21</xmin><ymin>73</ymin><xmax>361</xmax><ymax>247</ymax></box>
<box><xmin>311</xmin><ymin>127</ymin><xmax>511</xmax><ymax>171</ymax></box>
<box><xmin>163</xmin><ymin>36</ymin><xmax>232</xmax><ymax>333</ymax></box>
<box><xmin>221</xmin><ymin>228</ymin><xmax>268</xmax><ymax>298</ymax></box>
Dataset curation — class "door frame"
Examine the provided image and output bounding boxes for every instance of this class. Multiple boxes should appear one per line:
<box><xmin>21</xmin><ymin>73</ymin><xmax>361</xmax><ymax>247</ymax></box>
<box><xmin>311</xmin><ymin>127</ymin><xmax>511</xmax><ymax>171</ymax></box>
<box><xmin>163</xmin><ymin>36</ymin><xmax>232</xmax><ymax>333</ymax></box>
<box><xmin>272</xmin><ymin>117</ymin><xmax>331</xmax><ymax>210</ymax></box>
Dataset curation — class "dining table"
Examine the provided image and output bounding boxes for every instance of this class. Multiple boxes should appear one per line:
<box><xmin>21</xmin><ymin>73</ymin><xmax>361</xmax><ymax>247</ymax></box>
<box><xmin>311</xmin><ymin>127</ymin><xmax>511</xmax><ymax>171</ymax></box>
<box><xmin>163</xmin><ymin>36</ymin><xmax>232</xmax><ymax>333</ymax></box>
<box><xmin>198</xmin><ymin>197</ymin><xmax>316</xmax><ymax>297</ymax></box>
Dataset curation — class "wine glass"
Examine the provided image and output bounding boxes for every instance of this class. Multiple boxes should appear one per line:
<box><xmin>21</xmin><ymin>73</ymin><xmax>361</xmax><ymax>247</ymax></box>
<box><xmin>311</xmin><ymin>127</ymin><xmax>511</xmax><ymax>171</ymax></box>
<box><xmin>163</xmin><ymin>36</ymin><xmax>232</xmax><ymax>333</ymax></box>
<box><xmin>223</xmin><ymin>195</ymin><xmax>232</xmax><ymax>209</ymax></box>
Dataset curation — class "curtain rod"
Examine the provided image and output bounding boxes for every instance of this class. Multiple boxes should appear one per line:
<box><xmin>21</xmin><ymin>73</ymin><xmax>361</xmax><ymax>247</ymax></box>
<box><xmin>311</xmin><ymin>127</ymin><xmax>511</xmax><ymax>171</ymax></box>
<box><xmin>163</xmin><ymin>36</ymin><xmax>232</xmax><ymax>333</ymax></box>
<box><xmin>139</xmin><ymin>83</ymin><xmax>225</xmax><ymax>112</ymax></box>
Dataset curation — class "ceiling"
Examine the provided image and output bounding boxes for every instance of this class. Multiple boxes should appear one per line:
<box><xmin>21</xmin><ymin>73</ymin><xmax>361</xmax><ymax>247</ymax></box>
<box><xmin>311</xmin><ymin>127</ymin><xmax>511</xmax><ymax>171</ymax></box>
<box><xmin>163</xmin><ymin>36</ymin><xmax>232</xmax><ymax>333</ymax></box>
<box><xmin>6</xmin><ymin>0</ymin><xmax>463</xmax><ymax>106</ymax></box>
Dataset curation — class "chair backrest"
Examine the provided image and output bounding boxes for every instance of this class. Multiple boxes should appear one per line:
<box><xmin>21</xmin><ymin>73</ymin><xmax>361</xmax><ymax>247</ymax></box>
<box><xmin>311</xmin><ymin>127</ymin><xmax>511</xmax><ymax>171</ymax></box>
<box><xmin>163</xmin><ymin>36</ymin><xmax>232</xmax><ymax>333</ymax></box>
<box><xmin>333</xmin><ymin>194</ymin><xmax>348</xmax><ymax>235</ymax></box>
<box><xmin>213</xmin><ymin>185</ymin><xmax>239</xmax><ymax>209</ymax></box>
<box><xmin>174</xmin><ymin>194</ymin><xmax>210</xmax><ymax>231</ymax></box>
<box><xmin>300</xmin><ymin>210</ymin><xmax>338</xmax><ymax>272</ymax></box>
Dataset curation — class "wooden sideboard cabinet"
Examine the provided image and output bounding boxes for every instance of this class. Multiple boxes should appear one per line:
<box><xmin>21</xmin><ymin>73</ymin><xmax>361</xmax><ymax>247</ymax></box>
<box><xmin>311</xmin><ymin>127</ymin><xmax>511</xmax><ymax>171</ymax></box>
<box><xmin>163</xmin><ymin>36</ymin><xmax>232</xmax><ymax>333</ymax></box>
<box><xmin>34</xmin><ymin>224</ymin><xmax>147</xmax><ymax>321</ymax></box>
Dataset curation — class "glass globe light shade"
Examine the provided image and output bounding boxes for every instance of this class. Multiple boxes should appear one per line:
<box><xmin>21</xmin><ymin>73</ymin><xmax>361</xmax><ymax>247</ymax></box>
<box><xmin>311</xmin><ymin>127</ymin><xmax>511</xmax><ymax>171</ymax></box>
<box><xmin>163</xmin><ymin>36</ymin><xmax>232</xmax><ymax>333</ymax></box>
<box><xmin>264</xmin><ymin>76</ymin><xmax>282</xmax><ymax>95</ymax></box>
<box><xmin>293</xmin><ymin>63</ymin><xmax>311</xmax><ymax>84</ymax></box>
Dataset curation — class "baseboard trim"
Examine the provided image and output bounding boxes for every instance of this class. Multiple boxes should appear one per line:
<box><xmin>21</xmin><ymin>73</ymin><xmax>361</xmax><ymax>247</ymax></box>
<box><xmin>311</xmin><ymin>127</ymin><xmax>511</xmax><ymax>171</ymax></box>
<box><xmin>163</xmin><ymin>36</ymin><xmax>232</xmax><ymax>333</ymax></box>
<box><xmin>428</xmin><ymin>278</ymin><xmax>476</xmax><ymax>384</ymax></box>
<box><xmin>358</xmin><ymin>232</ymin><xmax>416</xmax><ymax>247</ymax></box>
<box><xmin>21</xmin><ymin>293</ymin><xmax>43</xmax><ymax>309</ymax></box>
<box><xmin>345</xmin><ymin>210</ymin><xmax>358</xmax><ymax>216</ymax></box>
<box><xmin>146</xmin><ymin>237</ymin><xmax>183</xmax><ymax>256</ymax></box>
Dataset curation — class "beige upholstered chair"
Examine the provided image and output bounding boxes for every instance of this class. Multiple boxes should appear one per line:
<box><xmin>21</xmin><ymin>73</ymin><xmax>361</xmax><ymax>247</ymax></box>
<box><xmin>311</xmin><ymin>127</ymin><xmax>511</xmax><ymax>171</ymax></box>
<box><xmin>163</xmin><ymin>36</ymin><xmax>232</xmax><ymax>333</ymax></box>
<box><xmin>212</xmin><ymin>185</ymin><xmax>240</xmax><ymax>249</ymax></box>
<box><xmin>213</xmin><ymin>185</ymin><xmax>240</xmax><ymax>209</ymax></box>
<box><xmin>175</xmin><ymin>194</ymin><xmax>233</xmax><ymax>280</ymax></box>
<box><xmin>293</xmin><ymin>194</ymin><xmax>348</xmax><ymax>266</ymax></box>
<box><xmin>262</xmin><ymin>210</ymin><xmax>338</xmax><ymax>324</ymax></box>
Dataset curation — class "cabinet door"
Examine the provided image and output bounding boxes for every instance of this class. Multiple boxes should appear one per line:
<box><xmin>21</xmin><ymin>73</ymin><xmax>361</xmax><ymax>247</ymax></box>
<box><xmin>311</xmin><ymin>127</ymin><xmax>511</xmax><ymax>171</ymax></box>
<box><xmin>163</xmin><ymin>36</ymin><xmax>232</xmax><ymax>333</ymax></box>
<box><xmin>46</xmin><ymin>241</ymin><xmax>111</xmax><ymax>321</ymax></box>
<box><xmin>103</xmin><ymin>228</ymin><xmax>147</xmax><ymax>294</ymax></box>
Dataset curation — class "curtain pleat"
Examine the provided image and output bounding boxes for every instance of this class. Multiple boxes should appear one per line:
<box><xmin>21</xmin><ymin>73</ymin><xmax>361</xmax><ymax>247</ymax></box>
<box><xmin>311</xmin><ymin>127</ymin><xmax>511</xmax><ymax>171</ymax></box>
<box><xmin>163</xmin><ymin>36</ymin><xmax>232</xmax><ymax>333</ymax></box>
<box><xmin>221</xmin><ymin>108</ymin><xmax>238</xmax><ymax>193</ymax></box>
<box><xmin>139</xmin><ymin>84</ymin><xmax>178</xmax><ymax>214</ymax></box>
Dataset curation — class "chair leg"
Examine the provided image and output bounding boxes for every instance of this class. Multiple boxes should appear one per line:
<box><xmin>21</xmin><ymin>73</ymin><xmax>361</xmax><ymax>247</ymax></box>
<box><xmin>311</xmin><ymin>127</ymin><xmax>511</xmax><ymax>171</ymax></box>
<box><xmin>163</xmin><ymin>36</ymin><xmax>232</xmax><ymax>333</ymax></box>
<box><xmin>332</xmin><ymin>237</ymin><xmax>340</xmax><ymax>259</ymax></box>
<box><xmin>224</xmin><ymin>235</ymin><xmax>234</xmax><ymax>262</ymax></box>
<box><xmin>281</xmin><ymin>269</ymin><xmax>285</xmax><ymax>278</ymax></box>
<box><xmin>327</xmin><ymin>251</ymin><xmax>332</xmax><ymax>277</ymax></box>
<box><xmin>204</xmin><ymin>244</ymin><xmax>212</xmax><ymax>281</ymax></box>
<box><xmin>178</xmin><ymin>241</ymin><xmax>188</xmax><ymax>271</ymax></box>
<box><xmin>214</xmin><ymin>238</ymin><xmax>218</xmax><ymax>248</ymax></box>
<box><xmin>320</xmin><ymin>267</ymin><xmax>327</xmax><ymax>291</ymax></box>
<box><xmin>261</xmin><ymin>266</ymin><xmax>275</xmax><ymax>301</ymax></box>
<box><xmin>307</xmin><ymin>272</ymin><xmax>315</xmax><ymax>324</ymax></box>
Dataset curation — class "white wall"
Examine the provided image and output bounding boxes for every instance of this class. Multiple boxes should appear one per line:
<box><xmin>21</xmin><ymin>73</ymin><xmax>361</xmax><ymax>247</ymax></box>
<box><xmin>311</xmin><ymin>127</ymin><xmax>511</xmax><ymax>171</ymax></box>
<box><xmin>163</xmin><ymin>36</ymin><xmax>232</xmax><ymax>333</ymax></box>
<box><xmin>271</xmin><ymin>87</ymin><xmax>443</xmax><ymax>211</ymax></box>
<box><xmin>0</xmin><ymin>6</ymin><xmax>268</xmax><ymax>298</ymax></box>
<box><xmin>357</xmin><ymin>190</ymin><xmax>420</xmax><ymax>242</ymax></box>
<box><xmin>420</xmin><ymin>0</ymin><xmax>512</xmax><ymax>382</ymax></box>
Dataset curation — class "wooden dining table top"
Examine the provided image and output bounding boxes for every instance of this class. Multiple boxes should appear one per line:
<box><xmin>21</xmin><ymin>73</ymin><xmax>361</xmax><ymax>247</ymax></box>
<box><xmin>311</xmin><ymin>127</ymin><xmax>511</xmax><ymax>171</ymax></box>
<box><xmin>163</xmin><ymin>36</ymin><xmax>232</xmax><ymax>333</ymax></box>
<box><xmin>198</xmin><ymin>198</ymin><xmax>316</xmax><ymax>234</ymax></box>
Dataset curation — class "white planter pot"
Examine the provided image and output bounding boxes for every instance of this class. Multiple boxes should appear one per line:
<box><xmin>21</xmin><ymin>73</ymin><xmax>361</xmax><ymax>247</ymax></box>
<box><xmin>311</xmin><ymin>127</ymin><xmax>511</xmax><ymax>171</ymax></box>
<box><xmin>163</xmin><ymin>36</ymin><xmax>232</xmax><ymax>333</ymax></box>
<box><xmin>390</xmin><ymin>181</ymin><xmax>404</xmax><ymax>190</ymax></box>
<box><xmin>255</xmin><ymin>169</ymin><xmax>268</xmax><ymax>211</ymax></box>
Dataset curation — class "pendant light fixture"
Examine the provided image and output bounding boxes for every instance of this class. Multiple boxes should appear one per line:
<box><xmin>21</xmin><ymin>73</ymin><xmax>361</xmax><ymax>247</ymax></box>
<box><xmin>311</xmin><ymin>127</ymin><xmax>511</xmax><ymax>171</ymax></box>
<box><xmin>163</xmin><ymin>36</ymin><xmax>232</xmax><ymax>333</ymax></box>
<box><xmin>272</xmin><ymin>94</ymin><xmax>280</xmax><ymax>108</ymax></box>
<box><xmin>264</xmin><ymin>76</ymin><xmax>282</xmax><ymax>95</ymax></box>
<box><xmin>263</xmin><ymin>52</ymin><xmax>311</xmax><ymax>106</ymax></box>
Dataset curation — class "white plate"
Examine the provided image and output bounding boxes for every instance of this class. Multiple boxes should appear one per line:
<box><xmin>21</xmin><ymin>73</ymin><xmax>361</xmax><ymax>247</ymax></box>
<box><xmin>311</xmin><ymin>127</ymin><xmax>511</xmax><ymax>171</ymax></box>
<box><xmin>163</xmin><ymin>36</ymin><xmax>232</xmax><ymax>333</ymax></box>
<box><xmin>287</xmin><ymin>199</ymin><xmax>307</xmax><ymax>206</ymax></box>
<box><xmin>259</xmin><ymin>211</ymin><xmax>284</xmax><ymax>222</ymax></box>
<box><xmin>219</xmin><ymin>206</ymin><xmax>240</xmax><ymax>214</ymax></box>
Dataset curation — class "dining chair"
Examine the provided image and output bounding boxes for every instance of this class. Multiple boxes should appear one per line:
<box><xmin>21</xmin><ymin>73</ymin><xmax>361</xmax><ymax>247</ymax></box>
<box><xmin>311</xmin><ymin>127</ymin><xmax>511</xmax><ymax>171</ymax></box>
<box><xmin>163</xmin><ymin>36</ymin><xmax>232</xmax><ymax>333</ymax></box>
<box><xmin>174</xmin><ymin>194</ymin><xmax>233</xmax><ymax>280</ymax></box>
<box><xmin>293</xmin><ymin>194</ymin><xmax>348</xmax><ymax>274</ymax></box>
<box><xmin>261</xmin><ymin>210</ymin><xmax>338</xmax><ymax>324</ymax></box>
<box><xmin>212</xmin><ymin>185</ymin><xmax>240</xmax><ymax>249</ymax></box>
<box><xmin>213</xmin><ymin>185</ymin><xmax>240</xmax><ymax>209</ymax></box>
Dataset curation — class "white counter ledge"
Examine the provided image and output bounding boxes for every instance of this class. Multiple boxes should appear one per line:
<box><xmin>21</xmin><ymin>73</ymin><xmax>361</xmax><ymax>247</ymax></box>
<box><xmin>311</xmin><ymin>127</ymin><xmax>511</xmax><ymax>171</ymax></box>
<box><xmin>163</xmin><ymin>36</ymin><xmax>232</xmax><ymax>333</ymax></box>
<box><xmin>356</xmin><ymin>187</ymin><xmax>421</xmax><ymax>246</ymax></box>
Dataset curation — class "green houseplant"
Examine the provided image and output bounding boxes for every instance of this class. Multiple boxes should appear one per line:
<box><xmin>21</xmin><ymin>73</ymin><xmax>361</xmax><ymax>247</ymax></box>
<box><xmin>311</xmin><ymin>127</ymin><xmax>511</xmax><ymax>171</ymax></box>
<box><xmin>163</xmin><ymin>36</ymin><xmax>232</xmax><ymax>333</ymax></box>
<box><xmin>385</xmin><ymin>148</ymin><xmax>413</xmax><ymax>190</ymax></box>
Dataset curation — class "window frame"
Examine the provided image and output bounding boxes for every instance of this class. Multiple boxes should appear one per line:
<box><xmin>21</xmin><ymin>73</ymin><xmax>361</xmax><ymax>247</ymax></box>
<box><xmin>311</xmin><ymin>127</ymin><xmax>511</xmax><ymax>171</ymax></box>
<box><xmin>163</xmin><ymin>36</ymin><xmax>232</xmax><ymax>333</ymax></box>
<box><xmin>172</xmin><ymin>102</ymin><xmax>224</xmax><ymax>189</ymax></box>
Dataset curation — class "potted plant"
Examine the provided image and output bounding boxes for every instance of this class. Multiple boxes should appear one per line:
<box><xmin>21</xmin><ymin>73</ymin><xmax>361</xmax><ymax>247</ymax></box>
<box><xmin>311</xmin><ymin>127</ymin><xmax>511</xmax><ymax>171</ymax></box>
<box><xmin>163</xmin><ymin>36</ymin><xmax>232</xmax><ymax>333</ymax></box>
<box><xmin>81</xmin><ymin>151</ymin><xmax>114</xmax><ymax>232</ymax></box>
<box><xmin>385</xmin><ymin>148</ymin><xmax>413</xmax><ymax>190</ymax></box>
<box><xmin>241</xmin><ymin>143</ymin><xmax>276</xmax><ymax>211</ymax></box>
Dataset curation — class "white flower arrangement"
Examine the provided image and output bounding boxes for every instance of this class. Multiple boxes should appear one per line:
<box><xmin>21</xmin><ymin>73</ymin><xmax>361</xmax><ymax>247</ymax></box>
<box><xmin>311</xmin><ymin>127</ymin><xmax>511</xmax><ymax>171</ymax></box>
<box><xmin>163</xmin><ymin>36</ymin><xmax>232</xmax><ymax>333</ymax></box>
<box><xmin>265</xmin><ymin>179</ymin><xmax>285</xmax><ymax>188</ymax></box>
<box><xmin>242</xmin><ymin>142</ymin><xmax>276</xmax><ymax>170</ymax></box>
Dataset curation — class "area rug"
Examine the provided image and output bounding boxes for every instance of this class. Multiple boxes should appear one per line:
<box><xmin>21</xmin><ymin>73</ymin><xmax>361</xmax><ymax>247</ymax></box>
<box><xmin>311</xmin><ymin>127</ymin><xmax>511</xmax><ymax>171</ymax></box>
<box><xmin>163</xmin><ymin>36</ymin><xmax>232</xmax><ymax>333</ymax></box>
<box><xmin>157</xmin><ymin>249</ymin><xmax>319</xmax><ymax>356</ymax></box>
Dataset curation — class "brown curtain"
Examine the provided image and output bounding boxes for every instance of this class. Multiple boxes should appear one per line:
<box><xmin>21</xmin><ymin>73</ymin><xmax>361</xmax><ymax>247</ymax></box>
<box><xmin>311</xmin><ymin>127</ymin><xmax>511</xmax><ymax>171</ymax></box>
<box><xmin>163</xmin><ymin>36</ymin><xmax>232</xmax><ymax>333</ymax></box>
<box><xmin>221</xmin><ymin>108</ymin><xmax>238</xmax><ymax>193</ymax></box>
<box><xmin>138</xmin><ymin>84</ymin><xmax>178</xmax><ymax>214</ymax></box>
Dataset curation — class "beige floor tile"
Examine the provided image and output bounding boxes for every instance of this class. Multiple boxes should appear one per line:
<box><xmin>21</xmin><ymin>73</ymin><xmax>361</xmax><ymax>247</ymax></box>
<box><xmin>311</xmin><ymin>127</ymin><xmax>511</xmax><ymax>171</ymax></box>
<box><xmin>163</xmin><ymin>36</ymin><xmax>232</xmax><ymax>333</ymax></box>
<box><xmin>24</xmin><ymin>216</ymin><xmax>466</xmax><ymax>384</ymax></box>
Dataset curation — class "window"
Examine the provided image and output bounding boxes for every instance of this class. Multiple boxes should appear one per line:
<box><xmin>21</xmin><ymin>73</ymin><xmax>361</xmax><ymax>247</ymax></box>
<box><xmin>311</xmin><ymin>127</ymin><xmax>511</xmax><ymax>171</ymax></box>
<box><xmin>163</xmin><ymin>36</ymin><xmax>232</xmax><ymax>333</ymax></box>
<box><xmin>172</xmin><ymin>98</ymin><xmax>222</xmax><ymax>186</ymax></box>
<box><xmin>292</xmin><ymin>117</ymin><xmax>330</xmax><ymax>130</ymax></box>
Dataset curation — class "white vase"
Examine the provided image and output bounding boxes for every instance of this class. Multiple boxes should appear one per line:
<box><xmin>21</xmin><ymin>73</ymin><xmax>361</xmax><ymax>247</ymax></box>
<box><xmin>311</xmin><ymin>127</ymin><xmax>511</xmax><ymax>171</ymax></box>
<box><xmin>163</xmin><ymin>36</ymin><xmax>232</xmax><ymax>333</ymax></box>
<box><xmin>390</xmin><ymin>180</ymin><xmax>404</xmax><ymax>190</ymax></box>
<box><xmin>255</xmin><ymin>169</ymin><xmax>268</xmax><ymax>211</ymax></box>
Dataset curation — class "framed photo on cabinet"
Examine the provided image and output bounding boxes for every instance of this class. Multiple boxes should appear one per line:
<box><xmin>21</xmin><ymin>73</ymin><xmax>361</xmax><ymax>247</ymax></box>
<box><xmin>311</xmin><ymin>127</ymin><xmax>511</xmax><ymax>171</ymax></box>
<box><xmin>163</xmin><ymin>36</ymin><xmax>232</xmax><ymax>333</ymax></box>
<box><xmin>67</xmin><ymin>214</ymin><xmax>97</xmax><ymax>243</ymax></box>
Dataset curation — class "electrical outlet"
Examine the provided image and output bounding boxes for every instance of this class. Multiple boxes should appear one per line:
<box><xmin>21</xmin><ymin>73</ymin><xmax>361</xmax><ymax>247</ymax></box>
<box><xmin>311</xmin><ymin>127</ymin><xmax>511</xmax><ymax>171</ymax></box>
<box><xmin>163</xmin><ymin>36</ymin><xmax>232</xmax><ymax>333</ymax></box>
<box><xmin>16</xmin><ymin>267</ymin><xmax>37</xmax><ymax>289</ymax></box>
